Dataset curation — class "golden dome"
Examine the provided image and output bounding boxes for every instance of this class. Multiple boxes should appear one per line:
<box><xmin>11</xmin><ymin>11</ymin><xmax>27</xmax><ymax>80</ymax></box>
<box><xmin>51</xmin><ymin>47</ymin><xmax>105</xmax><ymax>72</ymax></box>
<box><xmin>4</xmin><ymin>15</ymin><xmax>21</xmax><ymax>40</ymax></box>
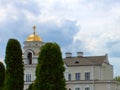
<box><xmin>26</xmin><ymin>25</ymin><xmax>42</xmax><ymax>41</ymax></box>
<box><xmin>26</xmin><ymin>34</ymin><xmax>42</xmax><ymax>41</ymax></box>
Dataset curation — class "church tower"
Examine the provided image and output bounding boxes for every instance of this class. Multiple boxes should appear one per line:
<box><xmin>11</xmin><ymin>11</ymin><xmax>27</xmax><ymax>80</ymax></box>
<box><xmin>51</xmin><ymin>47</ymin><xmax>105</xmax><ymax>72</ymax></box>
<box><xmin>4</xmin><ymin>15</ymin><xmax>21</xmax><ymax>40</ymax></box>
<box><xmin>23</xmin><ymin>26</ymin><xmax>45</xmax><ymax>90</ymax></box>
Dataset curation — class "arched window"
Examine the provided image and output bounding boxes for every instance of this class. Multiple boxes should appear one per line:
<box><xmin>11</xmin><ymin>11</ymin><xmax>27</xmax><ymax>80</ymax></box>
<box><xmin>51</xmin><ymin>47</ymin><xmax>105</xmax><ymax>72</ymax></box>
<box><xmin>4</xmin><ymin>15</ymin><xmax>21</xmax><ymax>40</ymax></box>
<box><xmin>27</xmin><ymin>52</ymin><xmax>32</xmax><ymax>64</ymax></box>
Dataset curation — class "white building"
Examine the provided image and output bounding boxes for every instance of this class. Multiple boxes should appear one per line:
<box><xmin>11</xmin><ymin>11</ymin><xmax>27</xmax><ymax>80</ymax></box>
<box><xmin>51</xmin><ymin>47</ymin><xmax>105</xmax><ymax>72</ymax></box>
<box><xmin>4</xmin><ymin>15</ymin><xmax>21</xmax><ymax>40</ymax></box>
<box><xmin>64</xmin><ymin>52</ymin><xmax>120</xmax><ymax>90</ymax></box>
<box><xmin>23</xmin><ymin>27</ymin><xmax>120</xmax><ymax>90</ymax></box>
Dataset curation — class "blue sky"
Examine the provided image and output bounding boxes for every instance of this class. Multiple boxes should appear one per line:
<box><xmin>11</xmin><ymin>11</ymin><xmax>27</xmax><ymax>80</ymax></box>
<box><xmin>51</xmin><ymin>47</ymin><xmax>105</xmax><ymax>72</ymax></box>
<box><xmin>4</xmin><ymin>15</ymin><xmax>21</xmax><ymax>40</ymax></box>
<box><xmin>0</xmin><ymin>0</ymin><xmax>120</xmax><ymax>77</ymax></box>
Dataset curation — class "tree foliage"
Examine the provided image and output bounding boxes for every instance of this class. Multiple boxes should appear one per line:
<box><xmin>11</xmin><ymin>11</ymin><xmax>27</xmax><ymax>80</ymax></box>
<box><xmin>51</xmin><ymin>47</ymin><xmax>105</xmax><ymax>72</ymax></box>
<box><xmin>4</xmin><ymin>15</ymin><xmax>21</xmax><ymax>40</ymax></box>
<box><xmin>4</xmin><ymin>39</ymin><xmax>24</xmax><ymax>90</ymax></box>
<box><xmin>27</xmin><ymin>83</ymin><xmax>33</xmax><ymax>90</ymax></box>
<box><xmin>33</xmin><ymin>42</ymin><xmax>66</xmax><ymax>90</ymax></box>
<box><xmin>114</xmin><ymin>76</ymin><xmax>120</xmax><ymax>82</ymax></box>
<box><xmin>0</xmin><ymin>61</ymin><xmax>5</xmax><ymax>90</ymax></box>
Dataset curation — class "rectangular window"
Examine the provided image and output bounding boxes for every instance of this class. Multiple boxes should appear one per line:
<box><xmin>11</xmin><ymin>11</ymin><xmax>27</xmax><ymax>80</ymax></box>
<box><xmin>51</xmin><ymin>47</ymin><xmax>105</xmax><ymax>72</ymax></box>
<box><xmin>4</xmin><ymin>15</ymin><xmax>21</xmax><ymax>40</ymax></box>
<box><xmin>75</xmin><ymin>87</ymin><xmax>80</xmax><ymax>90</ymax></box>
<box><xmin>68</xmin><ymin>73</ymin><xmax>71</xmax><ymax>81</ymax></box>
<box><xmin>26</xmin><ymin>74</ymin><xmax>31</xmax><ymax>82</ymax></box>
<box><xmin>26</xmin><ymin>74</ymin><xmax>28</xmax><ymax>82</ymax></box>
<box><xmin>85</xmin><ymin>87</ymin><xmax>90</xmax><ymax>90</ymax></box>
<box><xmin>75</xmin><ymin>73</ymin><xmax>80</xmax><ymax>80</ymax></box>
<box><xmin>85</xmin><ymin>72</ymin><xmax>90</xmax><ymax>80</ymax></box>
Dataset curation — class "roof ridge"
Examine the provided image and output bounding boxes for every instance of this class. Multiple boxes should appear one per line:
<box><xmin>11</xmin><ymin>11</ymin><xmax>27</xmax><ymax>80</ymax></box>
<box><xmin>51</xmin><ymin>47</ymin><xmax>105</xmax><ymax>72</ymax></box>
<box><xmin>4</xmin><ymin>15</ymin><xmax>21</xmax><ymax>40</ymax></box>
<box><xmin>84</xmin><ymin>55</ymin><xmax>106</xmax><ymax>58</ymax></box>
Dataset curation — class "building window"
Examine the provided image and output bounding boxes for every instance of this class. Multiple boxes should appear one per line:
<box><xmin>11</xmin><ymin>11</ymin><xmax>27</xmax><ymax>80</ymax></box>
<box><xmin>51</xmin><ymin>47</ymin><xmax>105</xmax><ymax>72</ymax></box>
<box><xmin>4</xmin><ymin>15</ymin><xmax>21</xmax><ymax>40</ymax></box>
<box><xmin>68</xmin><ymin>74</ymin><xmax>71</xmax><ymax>81</ymax></box>
<box><xmin>26</xmin><ymin>74</ymin><xmax>31</xmax><ymax>82</ymax></box>
<box><xmin>75</xmin><ymin>73</ymin><xmax>80</xmax><ymax>80</ymax></box>
<box><xmin>75</xmin><ymin>87</ymin><xmax>80</xmax><ymax>90</ymax></box>
<box><xmin>27</xmin><ymin>52</ymin><xmax>32</xmax><ymax>64</ymax></box>
<box><xmin>85</xmin><ymin>72</ymin><xmax>90</xmax><ymax>80</ymax></box>
<box><xmin>85</xmin><ymin>87</ymin><xmax>90</xmax><ymax>90</ymax></box>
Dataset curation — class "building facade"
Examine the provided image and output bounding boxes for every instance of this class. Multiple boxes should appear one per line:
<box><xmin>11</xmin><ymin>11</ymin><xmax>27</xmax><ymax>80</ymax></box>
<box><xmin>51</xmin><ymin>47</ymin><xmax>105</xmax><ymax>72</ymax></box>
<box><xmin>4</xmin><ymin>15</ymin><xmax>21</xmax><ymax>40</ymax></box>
<box><xmin>64</xmin><ymin>52</ymin><xmax>119</xmax><ymax>90</ymax></box>
<box><xmin>23</xmin><ymin>27</ymin><xmax>120</xmax><ymax>90</ymax></box>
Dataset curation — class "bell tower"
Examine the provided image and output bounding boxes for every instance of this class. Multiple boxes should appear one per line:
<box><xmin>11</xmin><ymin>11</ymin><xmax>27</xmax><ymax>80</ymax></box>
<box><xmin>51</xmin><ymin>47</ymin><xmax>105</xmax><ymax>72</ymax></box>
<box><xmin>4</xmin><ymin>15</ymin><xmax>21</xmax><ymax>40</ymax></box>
<box><xmin>23</xmin><ymin>25</ymin><xmax>44</xmax><ymax>64</ymax></box>
<box><xmin>23</xmin><ymin>26</ymin><xmax>45</xmax><ymax>90</ymax></box>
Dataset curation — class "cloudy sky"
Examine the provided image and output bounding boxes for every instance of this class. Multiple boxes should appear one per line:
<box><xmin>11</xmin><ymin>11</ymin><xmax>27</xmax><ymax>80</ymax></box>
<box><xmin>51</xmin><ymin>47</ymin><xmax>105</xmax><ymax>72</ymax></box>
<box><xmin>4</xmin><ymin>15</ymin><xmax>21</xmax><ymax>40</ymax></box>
<box><xmin>0</xmin><ymin>0</ymin><xmax>120</xmax><ymax>76</ymax></box>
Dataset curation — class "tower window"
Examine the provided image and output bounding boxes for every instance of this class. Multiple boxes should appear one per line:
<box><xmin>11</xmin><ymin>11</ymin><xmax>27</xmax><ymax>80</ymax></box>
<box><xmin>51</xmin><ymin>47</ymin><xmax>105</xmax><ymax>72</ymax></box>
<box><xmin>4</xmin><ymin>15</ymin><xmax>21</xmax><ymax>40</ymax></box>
<box><xmin>27</xmin><ymin>52</ymin><xmax>32</xmax><ymax>64</ymax></box>
<box><xmin>26</xmin><ymin>74</ymin><xmax>31</xmax><ymax>82</ymax></box>
<box><xmin>36</xmin><ymin>44</ymin><xmax>37</xmax><ymax>46</ymax></box>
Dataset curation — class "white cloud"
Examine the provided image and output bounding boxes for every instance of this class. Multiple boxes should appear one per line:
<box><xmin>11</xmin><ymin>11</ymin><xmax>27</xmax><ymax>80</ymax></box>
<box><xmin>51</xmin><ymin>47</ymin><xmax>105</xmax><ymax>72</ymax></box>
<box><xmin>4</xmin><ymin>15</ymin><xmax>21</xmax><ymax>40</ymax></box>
<box><xmin>73</xmin><ymin>22</ymin><xmax>120</xmax><ymax>55</ymax></box>
<box><xmin>0</xmin><ymin>8</ymin><xmax>7</xmax><ymax>23</ymax></box>
<box><xmin>0</xmin><ymin>3</ymin><xmax>18</xmax><ymax>24</ymax></box>
<box><xmin>22</xmin><ymin>10</ymin><xmax>37</xmax><ymax>22</ymax></box>
<box><xmin>0</xmin><ymin>0</ymin><xmax>120</xmax><ymax>75</ymax></box>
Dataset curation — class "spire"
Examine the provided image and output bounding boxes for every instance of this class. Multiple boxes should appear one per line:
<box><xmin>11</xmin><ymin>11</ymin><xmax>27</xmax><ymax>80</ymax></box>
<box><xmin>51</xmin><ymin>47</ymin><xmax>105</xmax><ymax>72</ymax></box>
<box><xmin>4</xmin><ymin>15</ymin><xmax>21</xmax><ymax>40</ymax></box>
<box><xmin>33</xmin><ymin>25</ymin><xmax>36</xmax><ymax>35</ymax></box>
<box><xmin>26</xmin><ymin>25</ymin><xmax>42</xmax><ymax>41</ymax></box>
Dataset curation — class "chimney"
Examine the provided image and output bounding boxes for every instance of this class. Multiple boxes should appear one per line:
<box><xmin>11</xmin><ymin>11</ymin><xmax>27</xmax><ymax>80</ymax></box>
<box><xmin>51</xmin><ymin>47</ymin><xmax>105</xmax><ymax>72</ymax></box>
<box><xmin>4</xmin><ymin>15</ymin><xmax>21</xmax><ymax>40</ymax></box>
<box><xmin>77</xmin><ymin>52</ymin><xmax>83</xmax><ymax>57</ymax></box>
<box><xmin>65</xmin><ymin>52</ymin><xmax>72</xmax><ymax>58</ymax></box>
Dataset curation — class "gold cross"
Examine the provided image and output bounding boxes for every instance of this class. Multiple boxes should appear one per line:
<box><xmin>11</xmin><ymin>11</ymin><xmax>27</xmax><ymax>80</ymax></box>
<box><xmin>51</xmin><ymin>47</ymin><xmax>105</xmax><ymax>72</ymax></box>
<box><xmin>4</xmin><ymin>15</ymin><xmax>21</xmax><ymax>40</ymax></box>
<box><xmin>33</xmin><ymin>25</ymin><xmax>36</xmax><ymax>35</ymax></box>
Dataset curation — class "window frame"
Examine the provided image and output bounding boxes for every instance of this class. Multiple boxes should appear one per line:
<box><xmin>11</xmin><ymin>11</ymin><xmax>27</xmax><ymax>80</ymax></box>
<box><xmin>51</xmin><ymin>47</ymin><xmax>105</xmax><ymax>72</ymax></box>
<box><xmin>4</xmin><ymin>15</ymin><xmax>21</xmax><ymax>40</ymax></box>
<box><xmin>68</xmin><ymin>73</ymin><xmax>71</xmax><ymax>81</ymax></box>
<box><xmin>85</xmin><ymin>87</ymin><xmax>90</xmax><ymax>90</ymax></box>
<box><xmin>75</xmin><ymin>87</ymin><xmax>81</xmax><ymax>90</ymax></box>
<box><xmin>85</xmin><ymin>72</ymin><xmax>90</xmax><ymax>80</ymax></box>
<box><xmin>75</xmin><ymin>72</ymin><xmax>81</xmax><ymax>80</ymax></box>
<box><xmin>26</xmin><ymin>74</ymin><xmax>31</xmax><ymax>82</ymax></box>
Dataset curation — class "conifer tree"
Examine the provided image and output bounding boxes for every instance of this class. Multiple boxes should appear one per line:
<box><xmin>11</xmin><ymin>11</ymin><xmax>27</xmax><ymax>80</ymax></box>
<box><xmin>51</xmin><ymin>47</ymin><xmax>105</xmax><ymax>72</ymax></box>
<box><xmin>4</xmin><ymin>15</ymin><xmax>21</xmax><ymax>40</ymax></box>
<box><xmin>0</xmin><ymin>61</ymin><xmax>5</xmax><ymax>90</ymax></box>
<box><xmin>4</xmin><ymin>39</ymin><xmax>24</xmax><ymax>90</ymax></box>
<box><xmin>33</xmin><ymin>42</ymin><xmax>66</xmax><ymax>90</ymax></box>
<box><xmin>28</xmin><ymin>83</ymin><xmax>33</xmax><ymax>90</ymax></box>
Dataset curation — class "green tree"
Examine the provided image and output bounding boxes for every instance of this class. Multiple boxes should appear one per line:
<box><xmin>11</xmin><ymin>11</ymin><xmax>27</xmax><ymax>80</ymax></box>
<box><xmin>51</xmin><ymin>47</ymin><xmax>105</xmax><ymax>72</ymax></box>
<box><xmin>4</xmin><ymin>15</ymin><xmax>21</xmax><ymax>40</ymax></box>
<box><xmin>114</xmin><ymin>76</ymin><xmax>120</xmax><ymax>82</ymax></box>
<box><xmin>4</xmin><ymin>39</ymin><xmax>24</xmax><ymax>90</ymax></box>
<box><xmin>28</xmin><ymin>83</ymin><xmax>33</xmax><ymax>90</ymax></box>
<box><xmin>0</xmin><ymin>61</ymin><xmax>5</xmax><ymax>90</ymax></box>
<box><xmin>33</xmin><ymin>42</ymin><xmax>66</xmax><ymax>90</ymax></box>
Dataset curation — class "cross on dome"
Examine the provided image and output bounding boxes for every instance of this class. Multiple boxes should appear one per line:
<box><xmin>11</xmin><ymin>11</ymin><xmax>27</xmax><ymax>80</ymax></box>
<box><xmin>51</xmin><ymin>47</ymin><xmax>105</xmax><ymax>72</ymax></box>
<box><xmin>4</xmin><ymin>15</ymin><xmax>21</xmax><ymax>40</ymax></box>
<box><xmin>33</xmin><ymin>25</ymin><xmax>36</xmax><ymax>35</ymax></box>
<box><xmin>26</xmin><ymin>25</ymin><xmax>42</xmax><ymax>41</ymax></box>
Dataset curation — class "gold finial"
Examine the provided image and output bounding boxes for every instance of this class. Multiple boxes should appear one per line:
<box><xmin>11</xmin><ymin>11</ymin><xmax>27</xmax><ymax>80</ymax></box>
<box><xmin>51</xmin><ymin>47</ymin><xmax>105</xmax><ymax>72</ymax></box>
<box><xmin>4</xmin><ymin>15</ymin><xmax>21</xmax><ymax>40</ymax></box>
<box><xmin>33</xmin><ymin>25</ymin><xmax>36</xmax><ymax>35</ymax></box>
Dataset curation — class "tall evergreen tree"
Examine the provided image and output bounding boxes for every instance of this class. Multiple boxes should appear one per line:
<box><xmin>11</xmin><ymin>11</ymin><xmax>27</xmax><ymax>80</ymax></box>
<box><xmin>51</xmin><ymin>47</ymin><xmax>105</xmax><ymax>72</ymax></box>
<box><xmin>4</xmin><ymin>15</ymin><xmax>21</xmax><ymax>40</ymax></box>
<box><xmin>33</xmin><ymin>42</ymin><xmax>66</xmax><ymax>90</ymax></box>
<box><xmin>0</xmin><ymin>61</ymin><xmax>5</xmax><ymax>90</ymax></box>
<box><xmin>4</xmin><ymin>39</ymin><xmax>24</xmax><ymax>90</ymax></box>
<box><xmin>27</xmin><ymin>83</ymin><xmax>33</xmax><ymax>90</ymax></box>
